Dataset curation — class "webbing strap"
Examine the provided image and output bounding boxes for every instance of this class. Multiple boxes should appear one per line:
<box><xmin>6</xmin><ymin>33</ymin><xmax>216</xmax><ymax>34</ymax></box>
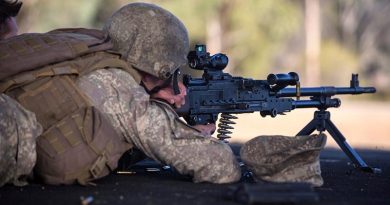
<box><xmin>79</xmin><ymin>108</ymin><xmax>105</xmax><ymax>159</ymax></box>
<box><xmin>41</xmin><ymin>132</ymin><xmax>66</xmax><ymax>155</ymax></box>
<box><xmin>64</xmin><ymin>151</ymin><xmax>109</xmax><ymax>185</ymax></box>
<box><xmin>57</xmin><ymin>120</ymin><xmax>82</xmax><ymax>147</ymax></box>
<box><xmin>41</xmin><ymin>36</ymin><xmax>57</xmax><ymax>45</ymax></box>
<box><xmin>0</xmin><ymin>65</ymin><xmax>79</xmax><ymax>93</ymax></box>
<box><xmin>71</xmin><ymin>43</ymin><xmax>89</xmax><ymax>56</ymax></box>
<box><xmin>41</xmin><ymin>109</ymin><xmax>85</xmax><ymax>155</ymax></box>
<box><xmin>95</xmin><ymin>58</ymin><xmax>126</xmax><ymax>70</ymax></box>
<box><xmin>81</xmin><ymin>107</ymin><xmax>93</xmax><ymax>144</ymax></box>
<box><xmin>25</xmin><ymin>38</ymin><xmax>42</xmax><ymax>49</ymax></box>
<box><xmin>82</xmin><ymin>52</ymin><xmax>142</xmax><ymax>84</ymax></box>
<box><xmin>9</xmin><ymin>42</ymin><xmax>27</xmax><ymax>53</ymax></box>
<box><xmin>72</xmin><ymin>112</ymin><xmax>84</xmax><ymax>135</ymax></box>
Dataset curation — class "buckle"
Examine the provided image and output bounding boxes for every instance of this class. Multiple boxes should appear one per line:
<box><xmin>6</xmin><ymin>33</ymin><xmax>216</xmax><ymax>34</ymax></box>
<box><xmin>89</xmin><ymin>153</ymin><xmax>107</xmax><ymax>178</ymax></box>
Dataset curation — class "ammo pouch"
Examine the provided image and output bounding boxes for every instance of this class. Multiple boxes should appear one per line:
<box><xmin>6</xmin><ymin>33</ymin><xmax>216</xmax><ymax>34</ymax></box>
<box><xmin>0</xmin><ymin>29</ymin><xmax>133</xmax><ymax>185</ymax></box>
<box><xmin>35</xmin><ymin>106</ymin><xmax>130</xmax><ymax>185</ymax></box>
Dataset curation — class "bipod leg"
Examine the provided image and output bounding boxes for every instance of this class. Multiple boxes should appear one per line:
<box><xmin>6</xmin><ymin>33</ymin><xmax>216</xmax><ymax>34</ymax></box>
<box><xmin>297</xmin><ymin>110</ymin><xmax>381</xmax><ymax>174</ymax></box>
<box><xmin>324</xmin><ymin>118</ymin><xmax>381</xmax><ymax>174</ymax></box>
<box><xmin>296</xmin><ymin>118</ymin><xmax>318</xmax><ymax>136</ymax></box>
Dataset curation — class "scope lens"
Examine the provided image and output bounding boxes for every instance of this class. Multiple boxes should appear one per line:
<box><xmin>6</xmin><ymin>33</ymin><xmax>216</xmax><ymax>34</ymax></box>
<box><xmin>196</xmin><ymin>45</ymin><xmax>206</xmax><ymax>52</ymax></box>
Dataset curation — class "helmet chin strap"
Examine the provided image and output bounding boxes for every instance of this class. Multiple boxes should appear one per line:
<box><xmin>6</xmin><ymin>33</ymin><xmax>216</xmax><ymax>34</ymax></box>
<box><xmin>172</xmin><ymin>69</ymin><xmax>181</xmax><ymax>95</ymax></box>
<box><xmin>141</xmin><ymin>69</ymin><xmax>181</xmax><ymax>95</ymax></box>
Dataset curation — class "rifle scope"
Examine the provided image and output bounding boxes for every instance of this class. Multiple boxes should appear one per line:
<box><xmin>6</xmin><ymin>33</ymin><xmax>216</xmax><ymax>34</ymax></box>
<box><xmin>187</xmin><ymin>44</ymin><xmax>228</xmax><ymax>71</ymax></box>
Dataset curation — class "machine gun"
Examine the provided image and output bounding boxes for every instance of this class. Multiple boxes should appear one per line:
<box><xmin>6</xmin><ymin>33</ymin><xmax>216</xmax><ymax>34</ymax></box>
<box><xmin>177</xmin><ymin>44</ymin><xmax>381</xmax><ymax>173</ymax></box>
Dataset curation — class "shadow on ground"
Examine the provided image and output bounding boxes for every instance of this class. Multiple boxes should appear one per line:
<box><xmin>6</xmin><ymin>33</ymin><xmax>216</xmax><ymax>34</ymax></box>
<box><xmin>1</xmin><ymin>146</ymin><xmax>389</xmax><ymax>205</ymax></box>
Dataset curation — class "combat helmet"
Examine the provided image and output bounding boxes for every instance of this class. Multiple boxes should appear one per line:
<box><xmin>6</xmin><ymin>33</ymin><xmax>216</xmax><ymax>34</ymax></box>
<box><xmin>104</xmin><ymin>3</ymin><xmax>189</xmax><ymax>82</ymax></box>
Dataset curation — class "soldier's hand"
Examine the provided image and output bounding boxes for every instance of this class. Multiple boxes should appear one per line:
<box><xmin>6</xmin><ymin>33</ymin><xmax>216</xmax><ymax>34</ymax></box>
<box><xmin>151</xmin><ymin>81</ymin><xmax>187</xmax><ymax>108</ymax></box>
<box><xmin>192</xmin><ymin>123</ymin><xmax>216</xmax><ymax>136</ymax></box>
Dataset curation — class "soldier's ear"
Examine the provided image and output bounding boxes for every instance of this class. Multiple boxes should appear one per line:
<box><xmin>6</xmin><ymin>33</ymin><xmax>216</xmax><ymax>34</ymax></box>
<box><xmin>141</xmin><ymin>73</ymin><xmax>160</xmax><ymax>84</ymax></box>
<box><xmin>140</xmin><ymin>73</ymin><xmax>158</xmax><ymax>92</ymax></box>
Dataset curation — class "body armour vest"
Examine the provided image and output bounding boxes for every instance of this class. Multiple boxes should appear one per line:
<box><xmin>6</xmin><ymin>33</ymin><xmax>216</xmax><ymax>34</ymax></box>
<box><xmin>0</xmin><ymin>28</ymin><xmax>138</xmax><ymax>185</ymax></box>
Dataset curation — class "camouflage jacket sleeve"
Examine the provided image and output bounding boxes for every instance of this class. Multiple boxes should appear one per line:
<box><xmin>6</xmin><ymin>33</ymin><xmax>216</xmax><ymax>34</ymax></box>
<box><xmin>0</xmin><ymin>94</ymin><xmax>42</xmax><ymax>187</ymax></box>
<box><xmin>76</xmin><ymin>68</ymin><xmax>241</xmax><ymax>183</ymax></box>
<box><xmin>76</xmin><ymin>68</ymin><xmax>206</xmax><ymax>145</ymax></box>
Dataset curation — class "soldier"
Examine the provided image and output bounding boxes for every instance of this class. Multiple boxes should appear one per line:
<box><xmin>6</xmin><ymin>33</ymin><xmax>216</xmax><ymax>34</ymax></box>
<box><xmin>75</xmin><ymin>2</ymin><xmax>242</xmax><ymax>184</ymax></box>
<box><xmin>0</xmin><ymin>2</ymin><xmax>241</xmax><ymax>185</ymax></box>
<box><xmin>0</xmin><ymin>2</ymin><xmax>326</xmax><ymax>186</ymax></box>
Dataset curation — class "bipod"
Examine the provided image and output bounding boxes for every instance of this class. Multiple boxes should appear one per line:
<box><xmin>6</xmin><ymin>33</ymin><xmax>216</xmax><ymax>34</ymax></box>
<box><xmin>297</xmin><ymin>109</ymin><xmax>381</xmax><ymax>174</ymax></box>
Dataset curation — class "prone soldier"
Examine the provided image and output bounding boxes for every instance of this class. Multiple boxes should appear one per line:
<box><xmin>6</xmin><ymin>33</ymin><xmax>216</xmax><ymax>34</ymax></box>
<box><xmin>0</xmin><ymin>2</ymin><xmax>326</xmax><ymax>187</ymax></box>
<box><xmin>0</xmin><ymin>2</ymin><xmax>241</xmax><ymax>185</ymax></box>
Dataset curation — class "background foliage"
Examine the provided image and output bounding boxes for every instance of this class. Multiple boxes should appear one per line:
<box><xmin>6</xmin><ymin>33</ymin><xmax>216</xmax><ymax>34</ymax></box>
<box><xmin>17</xmin><ymin>0</ymin><xmax>390</xmax><ymax>99</ymax></box>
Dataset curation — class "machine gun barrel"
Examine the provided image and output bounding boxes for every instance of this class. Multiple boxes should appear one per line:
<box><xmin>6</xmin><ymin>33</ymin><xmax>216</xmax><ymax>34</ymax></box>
<box><xmin>275</xmin><ymin>74</ymin><xmax>376</xmax><ymax>97</ymax></box>
<box><xmin>277</xmin><ymin>86</ymin><xmax>376</xmax><ymax>97</ymax></box>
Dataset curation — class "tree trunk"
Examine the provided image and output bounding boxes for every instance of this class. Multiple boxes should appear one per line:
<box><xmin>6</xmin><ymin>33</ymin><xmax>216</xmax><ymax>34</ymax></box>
<box><xmin>305</xmin><ymin>0</ymin><xmax>321</xmax><ymax>85</ymax></box>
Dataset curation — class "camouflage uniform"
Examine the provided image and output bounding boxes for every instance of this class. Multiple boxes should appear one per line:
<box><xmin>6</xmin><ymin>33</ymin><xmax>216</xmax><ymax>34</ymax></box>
<box><xmin>76</xmin><ymin>68</ymin><xmax>241</xmax><ymax>183</ymax></box>
<box><xmin>0</xmin><ymin>94</ymin><xmax>42</xmax><ymax>187</ymax></box>
<box><xmin>73</xmin><ymin>3</ymin><xmax>242</xmax><ymax>184</ymax></box>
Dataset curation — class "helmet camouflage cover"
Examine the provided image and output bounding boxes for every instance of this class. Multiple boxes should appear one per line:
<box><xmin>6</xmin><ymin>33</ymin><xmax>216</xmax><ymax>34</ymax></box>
<box><xmin>104</xmin><ymin>2</ymin><xmax>189</xmax><ymax>80</ymax></box>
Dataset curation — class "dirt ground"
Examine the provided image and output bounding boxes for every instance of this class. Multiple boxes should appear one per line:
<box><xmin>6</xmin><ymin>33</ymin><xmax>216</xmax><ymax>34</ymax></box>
<box><xmin>224</xmin><ymin>100</ymin><xmax>390</xmax><ymax>150</ymax></box>
<box><xmin>1</xmin><ymin>148</ymin><xmax>389</xmax><ymax>205</ymax></box>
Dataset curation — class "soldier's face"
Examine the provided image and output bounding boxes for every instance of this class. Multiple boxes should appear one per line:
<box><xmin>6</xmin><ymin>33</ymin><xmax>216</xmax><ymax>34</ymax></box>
<box><xmin>141</xmin><ymin>74</ymin><xmax>187</xmax><ymax>108</ymax></box>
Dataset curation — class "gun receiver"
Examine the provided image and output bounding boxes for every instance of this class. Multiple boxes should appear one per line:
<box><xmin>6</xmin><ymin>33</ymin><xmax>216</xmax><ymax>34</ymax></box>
<box><xmin>177</xmin><ymin>44</ymin><xmax>380</xmax><ymax>173</ymax></box>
